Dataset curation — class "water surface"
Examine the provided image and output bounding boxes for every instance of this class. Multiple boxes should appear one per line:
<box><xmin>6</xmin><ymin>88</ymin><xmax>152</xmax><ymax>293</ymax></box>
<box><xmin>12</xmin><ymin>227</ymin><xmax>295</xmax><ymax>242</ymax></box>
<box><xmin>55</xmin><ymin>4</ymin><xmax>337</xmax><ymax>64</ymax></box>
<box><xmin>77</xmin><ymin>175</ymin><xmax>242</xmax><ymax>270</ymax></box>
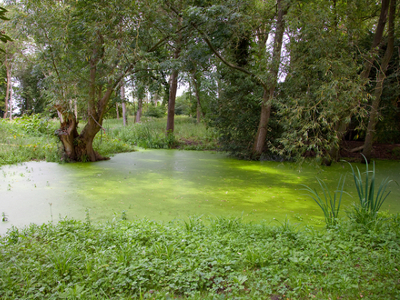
<box><xmin>1</xmin><ymin>150</ymin><xmax>399</xmax><ymax>235</ymax></box>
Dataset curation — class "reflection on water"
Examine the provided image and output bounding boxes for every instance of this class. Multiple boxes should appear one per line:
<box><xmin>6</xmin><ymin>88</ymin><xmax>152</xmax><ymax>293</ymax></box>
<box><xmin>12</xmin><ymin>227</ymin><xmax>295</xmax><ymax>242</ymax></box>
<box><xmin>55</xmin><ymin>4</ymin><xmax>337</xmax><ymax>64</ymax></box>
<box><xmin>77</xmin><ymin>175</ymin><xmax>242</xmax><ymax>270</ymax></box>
<box><xmin>1</xmin><ymin>149</ymin><xmax>399</xmax><ymax>235</ymax></box>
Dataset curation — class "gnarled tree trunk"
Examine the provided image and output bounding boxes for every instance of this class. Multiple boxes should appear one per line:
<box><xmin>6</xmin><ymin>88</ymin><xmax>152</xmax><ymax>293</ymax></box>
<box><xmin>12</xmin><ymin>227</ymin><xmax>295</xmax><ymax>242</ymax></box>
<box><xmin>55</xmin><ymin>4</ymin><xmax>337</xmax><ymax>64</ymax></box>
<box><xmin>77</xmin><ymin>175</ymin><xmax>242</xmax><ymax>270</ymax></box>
<box><xmin>55</xmin><ymin>104</ymin><xmax>107</xmax><ymax>162</ymax></box>
<box><xmin>54</xmin><ymin>41</ymin><xmax>129</xmax><ymax>162</ymax></box>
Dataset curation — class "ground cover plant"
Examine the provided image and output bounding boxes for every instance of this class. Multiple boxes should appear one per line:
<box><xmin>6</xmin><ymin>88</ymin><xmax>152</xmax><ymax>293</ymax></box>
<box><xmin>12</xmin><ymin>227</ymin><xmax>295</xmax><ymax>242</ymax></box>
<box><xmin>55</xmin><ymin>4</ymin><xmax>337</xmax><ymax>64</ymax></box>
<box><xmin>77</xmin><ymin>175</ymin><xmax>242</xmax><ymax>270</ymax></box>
<box><xmin>0</xmin><ymin>214</ymin><xmax>399</xmax><ymax>299</ymax></box>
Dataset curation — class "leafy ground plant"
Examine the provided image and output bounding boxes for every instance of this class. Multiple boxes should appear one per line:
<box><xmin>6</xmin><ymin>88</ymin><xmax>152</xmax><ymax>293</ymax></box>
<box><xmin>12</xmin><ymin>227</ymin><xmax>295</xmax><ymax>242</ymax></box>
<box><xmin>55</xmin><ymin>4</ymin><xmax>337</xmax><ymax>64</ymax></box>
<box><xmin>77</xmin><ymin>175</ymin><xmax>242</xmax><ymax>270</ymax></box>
<box><xmin>0</xmin><ymin>216</ymin><xmax>399</xmax><ymax>299</ymax></box>
<box><xmin>301</xmin><ymin>176</ymin><xmax>347</xmax><ymax>227</ymax></box>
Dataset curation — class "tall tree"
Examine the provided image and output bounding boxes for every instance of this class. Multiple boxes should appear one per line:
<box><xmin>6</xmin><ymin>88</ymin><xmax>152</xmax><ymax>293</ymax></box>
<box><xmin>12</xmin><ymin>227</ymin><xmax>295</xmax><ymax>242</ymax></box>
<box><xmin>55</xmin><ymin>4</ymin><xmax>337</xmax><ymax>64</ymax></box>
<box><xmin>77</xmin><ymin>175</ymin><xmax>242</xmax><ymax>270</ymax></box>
<box><xmin>186</xmin><ymin>0</ymin><xmax>289</xmax><ymax>157</ymax></box>
<box><xmin>362</xmin><ymin>0</ymin><xmax>396</xmax><ymax>160</ymax></box>
<box><xmin>275</xmin><ymin>0</ymin><xmax>366</xmax><ymax>162</ymax></box>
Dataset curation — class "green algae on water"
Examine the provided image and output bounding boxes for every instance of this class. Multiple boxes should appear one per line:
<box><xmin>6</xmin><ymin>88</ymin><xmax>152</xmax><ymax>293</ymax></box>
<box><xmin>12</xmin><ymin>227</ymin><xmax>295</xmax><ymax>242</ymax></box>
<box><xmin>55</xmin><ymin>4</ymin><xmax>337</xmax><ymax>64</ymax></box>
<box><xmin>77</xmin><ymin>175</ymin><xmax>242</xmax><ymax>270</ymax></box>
<box><xmin>1</xmin><ymin>150</ymin><xmax>399</xmax><ymax>235</ymax></box>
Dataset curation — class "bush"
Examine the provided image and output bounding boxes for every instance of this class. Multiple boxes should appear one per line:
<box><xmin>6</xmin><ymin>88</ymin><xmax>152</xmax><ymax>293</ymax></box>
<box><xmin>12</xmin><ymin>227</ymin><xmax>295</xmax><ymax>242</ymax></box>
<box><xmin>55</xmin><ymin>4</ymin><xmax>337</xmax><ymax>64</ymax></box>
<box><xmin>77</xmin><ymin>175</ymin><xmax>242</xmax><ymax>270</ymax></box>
<box><xmin>14</xmin><ymin>114</ymin><xmax>56</xmax><ymax>136</ymax></box>
<box><xmin>143</xmin><ymin>104</ymin><xmax>166</xmax><ymax>118</ymax></box>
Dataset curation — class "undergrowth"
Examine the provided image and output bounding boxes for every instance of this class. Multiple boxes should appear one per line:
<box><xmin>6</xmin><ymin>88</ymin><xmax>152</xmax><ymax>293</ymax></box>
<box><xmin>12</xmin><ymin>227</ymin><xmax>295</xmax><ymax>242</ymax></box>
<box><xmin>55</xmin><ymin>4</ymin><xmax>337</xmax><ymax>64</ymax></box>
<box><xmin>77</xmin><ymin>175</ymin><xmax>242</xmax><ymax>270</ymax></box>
<box><xmin>0</xmin><ymin>118</ymin><xmax>60</xmax><ymax>166</ymax></box>
<box><xmin>1</xmin><ymin>215</ymin><xmax>399</xmax><ymax>299</ymax></box>
<box><xmin>103</xmin><ymin>116</ymin><xmax>219</xmax><ymax>150</ymax></box>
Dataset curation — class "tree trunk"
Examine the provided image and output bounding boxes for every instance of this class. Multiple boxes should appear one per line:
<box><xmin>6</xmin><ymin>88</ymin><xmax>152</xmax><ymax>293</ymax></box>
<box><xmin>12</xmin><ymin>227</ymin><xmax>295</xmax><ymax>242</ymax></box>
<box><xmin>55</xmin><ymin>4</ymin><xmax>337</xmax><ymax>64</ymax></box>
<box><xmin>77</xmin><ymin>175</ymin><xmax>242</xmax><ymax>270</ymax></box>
<box><xmin>122</xmin><ymin>102</ymin><xmax>127</xmax><ymax>126</ymax></box>
<box><xmin>192</xmin><ymin>72</ymin><xmax>202</xmax><ymax>123</ymax></box>
<box><xmin>330</xmin><ymin>0</ymin><xmax>390</xmax><ymax>161</ymax></box>
<box><xmin>166</xmin><ymin>19</ymin><xmax>182</xmax><ymax>134</ymax></box>
<box><xmin>9</xmin><ymin>83</ymin><xmax>13</xmax><ymax>120</ymax></box>
<box><xmin>55</xmin><ymin>42</ymin><xmax>126</xmax><ymax>162</ymax></box>
<box><xmin>121</xmin><ymin>84</ymin><xmax>127</xmax><ymax>126</ymax></box>
<box><xmin>253</xmin><ymin>89</ymin><xmax>272</xmax><ymax>154</ymax></box>
<box><xmin>136</xmin><ymin>98</ymin><xmax>143</xmax><ymax>123</ymax></box>
<box><xmin>116</xmin><ymin>103</ymin><xmax>119</xmax><ymax>119</ymax></box>
<box><xmin>362</xmin><ymin>0</ymin><xmax>396</xmax><ymax>161</ymax></box>
<box><xmin>3</xmin><ymin>51</ymin><xmax>11</xmax><ymax>119</ymax></box>
<box><xmin>252</xmin><ymin>0</ymin><xmax>287</xmax><ymax>156</ymax></box>
<box><xmin>166</xmin><ymin>68</ymin><xmax>179</xmax><ymax>133</ymax></box>
<box><xmin>360</xmin><ymin>0</ymin><xmax>390</xmax><ymax>80</ymax></box>
<box><xmin>74</xmin><ymin>99</ymin><xmax>78</xmax><ymax>119</ymax></box>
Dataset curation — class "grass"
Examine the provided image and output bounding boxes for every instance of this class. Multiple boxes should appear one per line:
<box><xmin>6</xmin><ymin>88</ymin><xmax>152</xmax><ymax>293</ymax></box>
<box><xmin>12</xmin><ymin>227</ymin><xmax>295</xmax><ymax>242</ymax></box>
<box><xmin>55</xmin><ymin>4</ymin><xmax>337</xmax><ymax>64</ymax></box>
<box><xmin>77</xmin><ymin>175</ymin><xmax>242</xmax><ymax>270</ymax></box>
<box><xmin>103</xmin><ymin>116</ymin><xmax>219</xmax><ymax>150</ymax></box>
<box><xmin>0</xmin><ymin>215</ymin><xmax>399</xmax><ymax>299</ymax></box>
<box><xmin>0</xmin><ymin>118</ymin><xmax>61</xmax><ymax>166</ymax></box>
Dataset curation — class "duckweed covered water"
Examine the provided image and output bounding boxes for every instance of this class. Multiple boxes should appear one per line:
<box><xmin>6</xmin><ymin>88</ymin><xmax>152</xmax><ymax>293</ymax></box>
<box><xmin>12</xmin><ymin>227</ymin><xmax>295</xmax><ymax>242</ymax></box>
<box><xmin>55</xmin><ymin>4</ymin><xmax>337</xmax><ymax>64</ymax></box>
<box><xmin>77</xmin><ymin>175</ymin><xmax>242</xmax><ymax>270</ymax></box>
<box><xmin>1</xmin><ymin>149</ymin><xmax>399</xmax><ymax>234</ymax></box>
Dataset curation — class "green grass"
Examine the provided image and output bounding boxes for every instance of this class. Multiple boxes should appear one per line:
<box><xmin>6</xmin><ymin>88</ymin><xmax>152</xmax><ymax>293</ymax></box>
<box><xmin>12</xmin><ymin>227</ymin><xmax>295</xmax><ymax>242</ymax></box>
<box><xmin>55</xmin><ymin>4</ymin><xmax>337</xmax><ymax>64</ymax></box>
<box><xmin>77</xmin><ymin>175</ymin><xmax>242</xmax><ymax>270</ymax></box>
<box><xmin>0</xmin><ymin>118</ymin><xmax>61</xmax><ymax>166</ymax></box>
<box><xmin>103</xmin><ymin>116</ymin><xmax>219</xmax><ymax>150</ymax></box>
<box><xmin>1</xmin><ymin>215</ymin><xmax>399</xmax><ymax>299</ymax></box>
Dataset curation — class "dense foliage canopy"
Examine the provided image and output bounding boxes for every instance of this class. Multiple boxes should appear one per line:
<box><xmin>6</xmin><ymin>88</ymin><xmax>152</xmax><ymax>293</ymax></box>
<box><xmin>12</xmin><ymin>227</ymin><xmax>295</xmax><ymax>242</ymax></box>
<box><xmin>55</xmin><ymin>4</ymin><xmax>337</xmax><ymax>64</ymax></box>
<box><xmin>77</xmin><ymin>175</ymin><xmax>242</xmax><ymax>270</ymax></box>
<box><xmin>0</xmin><ymin>0</ymin><xmax>399</xmax><ymax>162</ymax></box>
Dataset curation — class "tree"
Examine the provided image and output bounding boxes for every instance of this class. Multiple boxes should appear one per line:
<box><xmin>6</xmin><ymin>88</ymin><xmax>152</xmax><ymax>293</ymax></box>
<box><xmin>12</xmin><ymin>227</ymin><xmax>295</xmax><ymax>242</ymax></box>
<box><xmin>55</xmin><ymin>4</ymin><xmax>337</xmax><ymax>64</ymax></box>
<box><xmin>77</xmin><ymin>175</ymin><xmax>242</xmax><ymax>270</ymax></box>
<box><xmin>274</xmin><ymin>0</ymin><xmax>367</xmax><ymax>163</ymax></box>
<box><xmin>18</xmin><ymin>0</ymin><xmax>172</xmax><ymax>161</ymax></box>
<box><xmin>0</xmin><ymin>6</ymin><xmax>13</xmax><ymax>48</ymax></box>
<box><xmin>362</xmin><ymin>0</ymin><xmax>396</xmax><ymax>160</ymax></box>
<box><xmin>15</xmin><ymin>62</ymin><xmax>47</xmax><ymax>115</ymax></box>
<box><xmin>184</xmin><ymin>0</ymin><xmax>288</xmax><ymax>157</ymax></box>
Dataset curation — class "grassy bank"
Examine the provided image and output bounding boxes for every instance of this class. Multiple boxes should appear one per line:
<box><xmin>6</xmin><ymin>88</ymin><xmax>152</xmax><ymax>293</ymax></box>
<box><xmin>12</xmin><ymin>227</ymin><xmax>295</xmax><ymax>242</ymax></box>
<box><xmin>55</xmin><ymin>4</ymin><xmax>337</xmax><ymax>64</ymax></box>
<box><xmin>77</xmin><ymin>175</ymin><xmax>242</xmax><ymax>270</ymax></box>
<box><xmin>0</xmin><ymin>115</ymin><xmax>218</xmax><ymax>166</ymax></box>
<box><xmin>0</xmin><ymin>117</ymin><xmax>60</xmax><ymax>166</ymax></box>
<box><xmin>1</xmin><ymin>215</ymin><xmax>399</xmax><ymax>299</ymax></box>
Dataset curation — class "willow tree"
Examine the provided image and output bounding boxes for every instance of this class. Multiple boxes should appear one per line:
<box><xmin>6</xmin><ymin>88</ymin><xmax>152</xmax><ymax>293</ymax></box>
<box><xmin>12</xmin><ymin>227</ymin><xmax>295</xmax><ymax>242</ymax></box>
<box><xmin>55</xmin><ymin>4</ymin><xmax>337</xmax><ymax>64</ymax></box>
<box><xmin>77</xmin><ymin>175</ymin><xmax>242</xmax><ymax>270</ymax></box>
<box><xmin>18</xmin><ymin>0</ymin><xmax>168</xmax><ymax>161</ymax></box>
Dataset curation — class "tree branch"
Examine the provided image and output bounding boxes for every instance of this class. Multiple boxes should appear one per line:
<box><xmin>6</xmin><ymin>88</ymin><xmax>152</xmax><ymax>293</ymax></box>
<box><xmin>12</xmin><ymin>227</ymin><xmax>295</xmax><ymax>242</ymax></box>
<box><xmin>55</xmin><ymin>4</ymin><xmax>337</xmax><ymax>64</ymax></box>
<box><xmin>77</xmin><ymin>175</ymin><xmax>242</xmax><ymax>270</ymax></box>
<box><xmin>190</xmin><ymin>22</ymin><xmax>268</xmax><ymax>90</ymax></box>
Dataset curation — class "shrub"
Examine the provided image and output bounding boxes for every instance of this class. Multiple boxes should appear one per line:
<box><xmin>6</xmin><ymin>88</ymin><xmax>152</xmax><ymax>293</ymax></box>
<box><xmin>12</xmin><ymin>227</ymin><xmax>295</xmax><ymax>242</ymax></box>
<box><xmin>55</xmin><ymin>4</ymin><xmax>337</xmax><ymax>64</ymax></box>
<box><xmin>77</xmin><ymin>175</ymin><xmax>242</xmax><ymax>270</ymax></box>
<box><xmin>143</xmin><ymin>104</ymin><xmax>166</xmax><ymax>118</ymax></box>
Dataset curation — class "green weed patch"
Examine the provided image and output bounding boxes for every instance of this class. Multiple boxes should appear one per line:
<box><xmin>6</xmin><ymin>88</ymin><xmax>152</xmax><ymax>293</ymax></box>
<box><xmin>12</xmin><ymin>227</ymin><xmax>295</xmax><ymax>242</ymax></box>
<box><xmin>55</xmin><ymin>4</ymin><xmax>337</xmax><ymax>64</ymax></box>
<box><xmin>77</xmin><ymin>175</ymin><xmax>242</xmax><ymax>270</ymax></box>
<box><xmin>1</xmin><ymin>216</ymin><xmax>399</xmax><ymax>299</ymax></box>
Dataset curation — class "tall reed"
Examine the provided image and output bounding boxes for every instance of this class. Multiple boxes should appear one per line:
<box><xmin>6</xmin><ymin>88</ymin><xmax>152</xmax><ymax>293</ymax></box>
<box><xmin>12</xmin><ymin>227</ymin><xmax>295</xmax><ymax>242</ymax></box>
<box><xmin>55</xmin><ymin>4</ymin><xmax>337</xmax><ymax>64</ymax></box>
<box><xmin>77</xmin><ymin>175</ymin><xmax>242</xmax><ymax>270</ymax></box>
<box><xmin>301</xmin><ymin>176</ymin><xmax>347</xmax><ymax>227</ymax></box>
<box><xmin>345</xmin><ymin>155</ymin><xmax>392</xmax><ymax>222</ymax></box>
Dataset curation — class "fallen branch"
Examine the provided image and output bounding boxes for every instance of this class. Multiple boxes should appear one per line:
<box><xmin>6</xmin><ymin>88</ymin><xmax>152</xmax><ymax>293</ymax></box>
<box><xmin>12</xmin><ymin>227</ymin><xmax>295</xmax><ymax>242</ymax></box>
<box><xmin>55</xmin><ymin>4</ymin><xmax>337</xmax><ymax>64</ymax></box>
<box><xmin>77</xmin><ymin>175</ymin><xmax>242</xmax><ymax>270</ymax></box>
<box><xmin>348</xmin><ymin>145</ymin><xmax>364</xmax><ymax>153</ymax></box>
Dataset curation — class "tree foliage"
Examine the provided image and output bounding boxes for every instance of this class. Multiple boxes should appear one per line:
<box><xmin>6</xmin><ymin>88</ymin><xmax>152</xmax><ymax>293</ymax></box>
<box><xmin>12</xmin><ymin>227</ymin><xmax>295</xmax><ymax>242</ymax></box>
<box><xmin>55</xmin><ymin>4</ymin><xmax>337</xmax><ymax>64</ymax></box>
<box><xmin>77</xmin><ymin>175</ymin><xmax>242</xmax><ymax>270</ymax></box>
<box><xmin>2</xmin><ymin>0</ymin><xmax>400</xmax><ymax>162</ymax></box>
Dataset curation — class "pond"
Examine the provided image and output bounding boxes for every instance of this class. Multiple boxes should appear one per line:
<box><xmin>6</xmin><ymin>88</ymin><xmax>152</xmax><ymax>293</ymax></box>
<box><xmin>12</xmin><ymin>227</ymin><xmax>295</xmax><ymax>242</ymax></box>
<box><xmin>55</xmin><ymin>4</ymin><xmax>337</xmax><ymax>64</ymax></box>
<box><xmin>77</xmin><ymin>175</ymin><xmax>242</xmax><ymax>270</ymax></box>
<box><xmin>1</xmin><ymin>149</ymin><xmax>399</xmax><ymax>235</ymax></box>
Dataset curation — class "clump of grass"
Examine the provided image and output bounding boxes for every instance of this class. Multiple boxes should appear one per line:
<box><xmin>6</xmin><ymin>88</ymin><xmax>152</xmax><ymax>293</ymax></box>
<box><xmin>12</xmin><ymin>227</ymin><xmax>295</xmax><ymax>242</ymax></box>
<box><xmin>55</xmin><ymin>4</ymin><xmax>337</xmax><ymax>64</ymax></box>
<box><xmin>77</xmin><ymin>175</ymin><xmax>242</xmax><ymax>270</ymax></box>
<box><xmin>301</xmin><ymin>176</ymin><xmax>347</xmax><ymax>227</ymax></box>
<box><xmin>345</xmin><ymin>155</ymin><xmax>394</xmax><ymax>224</ymax></box>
